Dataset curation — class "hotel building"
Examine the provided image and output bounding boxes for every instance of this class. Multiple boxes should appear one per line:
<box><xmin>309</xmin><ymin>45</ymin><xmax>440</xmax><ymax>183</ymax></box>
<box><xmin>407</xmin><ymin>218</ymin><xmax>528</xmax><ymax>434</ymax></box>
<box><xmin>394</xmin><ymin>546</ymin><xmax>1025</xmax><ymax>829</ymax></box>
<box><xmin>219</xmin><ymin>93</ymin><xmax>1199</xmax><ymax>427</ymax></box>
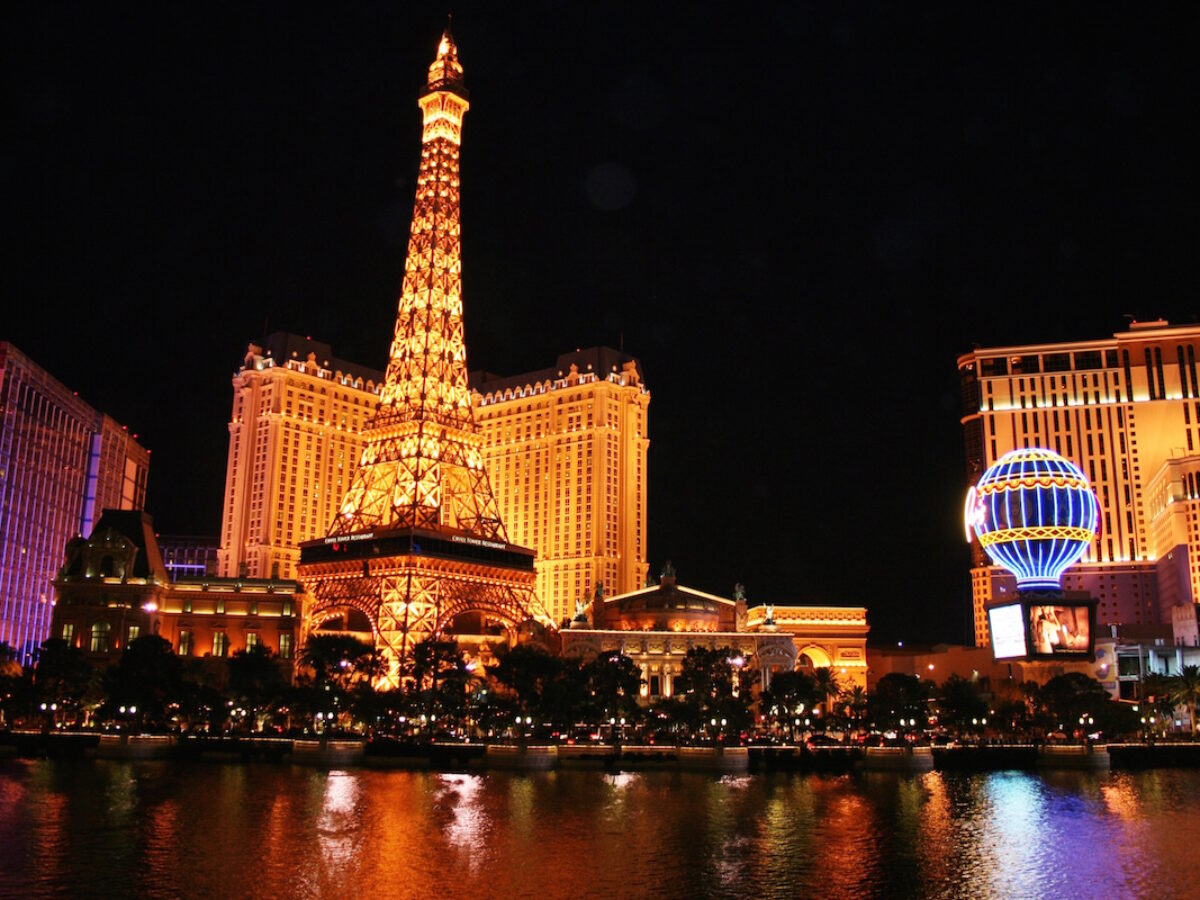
<box><xmin>0</xmin><ymin>343</ymin><xmax>149</xmax><ymax>660</ymax></box>
<box><xmin>219</xmin><ymin>335</ymin><xmax>649</xmax><ymax>625</ymax></box>
<box><xmin>562</xmin><ymin>570</ymin><xmax>869</xmax><ymax>698</ymax></box>
<box><xmin>472</xmin><ymin>348</ymin><xmax>650</xmax><ymax>625</ymax></box>
<box><xmin>217</xmin><ymin>334</ymin><xmax>384</xmax><ymax>582</ymax></box>
<box><xmin>52</xmin><ymin>509</ymin><xmax>301</xmax><ymax>667</ymax></box>
<box><xmin>959</xmin><ymin>319</ymin><xmax>1200</xmax><ymax>647</ymax></box>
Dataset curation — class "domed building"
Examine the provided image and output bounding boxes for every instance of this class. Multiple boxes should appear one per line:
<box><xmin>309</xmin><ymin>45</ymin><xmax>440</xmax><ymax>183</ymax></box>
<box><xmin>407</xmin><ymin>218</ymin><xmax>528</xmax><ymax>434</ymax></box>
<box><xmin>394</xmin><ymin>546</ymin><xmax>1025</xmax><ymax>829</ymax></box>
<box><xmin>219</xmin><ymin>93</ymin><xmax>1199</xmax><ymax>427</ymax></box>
<box><xmin>561</xmin><ymin>564</ymin><xmax>868</xmax><ymax>701</ymax></box>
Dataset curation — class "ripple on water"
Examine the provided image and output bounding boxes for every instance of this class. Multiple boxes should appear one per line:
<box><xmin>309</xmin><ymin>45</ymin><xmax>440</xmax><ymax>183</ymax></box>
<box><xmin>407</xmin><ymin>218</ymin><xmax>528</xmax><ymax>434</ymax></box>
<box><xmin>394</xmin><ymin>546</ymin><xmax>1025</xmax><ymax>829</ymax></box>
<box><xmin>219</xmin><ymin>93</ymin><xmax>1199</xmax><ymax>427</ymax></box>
<box><xmin>2</xmin><ymin>763</ymin><xmax>1200</xmax><ymax>897</ymax></box>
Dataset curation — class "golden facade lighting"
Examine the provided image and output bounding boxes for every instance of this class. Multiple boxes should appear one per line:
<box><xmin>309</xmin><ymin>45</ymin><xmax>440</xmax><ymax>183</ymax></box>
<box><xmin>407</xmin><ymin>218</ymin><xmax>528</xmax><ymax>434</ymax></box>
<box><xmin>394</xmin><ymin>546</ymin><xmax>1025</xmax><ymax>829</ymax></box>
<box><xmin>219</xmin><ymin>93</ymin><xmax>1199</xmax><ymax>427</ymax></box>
<box><xmin>959</xmin><ymin>319</ymin><xmax>1200</xmax><ymax>647</ymax></box>
<box><xmin>298</xmin><ymin>29</ymin><xmax>550</xmax><ymax>686</ymax></box>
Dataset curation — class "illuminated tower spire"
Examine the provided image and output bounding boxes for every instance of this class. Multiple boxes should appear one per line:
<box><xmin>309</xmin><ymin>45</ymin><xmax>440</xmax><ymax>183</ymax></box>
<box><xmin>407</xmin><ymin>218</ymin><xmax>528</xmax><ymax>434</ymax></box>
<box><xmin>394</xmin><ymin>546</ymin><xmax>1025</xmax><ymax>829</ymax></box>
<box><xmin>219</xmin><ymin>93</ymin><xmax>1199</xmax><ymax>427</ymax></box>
<box><xmin>331</xmin><ymin>27</ymin><xmax>502</xmax><ymax>539</ymax></box>
<box><xmin>301</xmin><ymin>30</ymin><xmax>551</xmax><ymax>688</ymax></box>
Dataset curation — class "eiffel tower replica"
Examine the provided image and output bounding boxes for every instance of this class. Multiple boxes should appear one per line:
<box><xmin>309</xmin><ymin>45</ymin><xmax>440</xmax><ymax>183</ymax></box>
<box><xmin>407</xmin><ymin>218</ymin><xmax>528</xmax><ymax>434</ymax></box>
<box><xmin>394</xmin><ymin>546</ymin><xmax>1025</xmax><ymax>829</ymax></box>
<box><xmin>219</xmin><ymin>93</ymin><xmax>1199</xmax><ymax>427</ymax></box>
<box><xmin>299</xmin><ymin>27</ymin><xmax>552</xmax><ymax>687</ymax></box>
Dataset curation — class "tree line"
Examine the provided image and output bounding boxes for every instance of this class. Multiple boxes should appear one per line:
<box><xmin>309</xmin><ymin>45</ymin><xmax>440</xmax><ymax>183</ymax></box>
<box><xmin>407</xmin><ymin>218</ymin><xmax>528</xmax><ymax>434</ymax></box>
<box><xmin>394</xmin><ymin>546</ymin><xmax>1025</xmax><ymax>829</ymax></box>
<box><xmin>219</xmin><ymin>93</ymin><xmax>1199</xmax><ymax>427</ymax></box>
<box><xmin>3</xmin><ymin>636</ymin><xmax>1199</xmax><ymax>742</ymax></box>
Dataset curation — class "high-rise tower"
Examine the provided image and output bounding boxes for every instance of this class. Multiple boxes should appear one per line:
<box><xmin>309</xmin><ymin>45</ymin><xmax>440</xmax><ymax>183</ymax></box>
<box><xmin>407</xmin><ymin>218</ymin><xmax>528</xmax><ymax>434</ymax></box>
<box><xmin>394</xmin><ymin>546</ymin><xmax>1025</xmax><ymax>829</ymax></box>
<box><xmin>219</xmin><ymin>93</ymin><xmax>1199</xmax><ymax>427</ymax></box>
<box><xmin>0</xmin><ymin>343</ymin><xmax>149</xmax><ymax>661</ymax></box>
<box><xmin>298</xmin><ymin>29</ymin><xmax>552</xmax><ymax>686</ymax></box>
<box><xmin>959</xmin><ymin>319</ymin><xmax>1200</xmax><ymax>647</ymax></box>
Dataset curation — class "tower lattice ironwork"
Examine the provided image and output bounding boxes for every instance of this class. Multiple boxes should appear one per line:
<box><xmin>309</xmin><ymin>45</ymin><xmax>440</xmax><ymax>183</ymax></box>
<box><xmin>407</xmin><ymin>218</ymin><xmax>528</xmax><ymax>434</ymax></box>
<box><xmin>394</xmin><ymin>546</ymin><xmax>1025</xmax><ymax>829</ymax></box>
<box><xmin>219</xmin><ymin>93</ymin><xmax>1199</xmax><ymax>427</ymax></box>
<box><xmin>299</xmin><ymin>29</ymin><xmax>552</xmax><ymax>687</ymax></box>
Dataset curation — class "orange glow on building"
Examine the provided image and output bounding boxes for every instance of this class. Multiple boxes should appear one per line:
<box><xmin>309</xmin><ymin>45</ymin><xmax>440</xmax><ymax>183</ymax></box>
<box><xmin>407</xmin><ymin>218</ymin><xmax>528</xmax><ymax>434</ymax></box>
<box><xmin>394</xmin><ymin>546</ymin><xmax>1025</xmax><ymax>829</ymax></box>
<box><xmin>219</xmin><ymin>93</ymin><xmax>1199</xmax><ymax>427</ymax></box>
<box><xmin>52</xmin><ymin>510</ymin><xmax>302</xmax><ymax>668</ymax></box>
<box><xmin>220</xmin><ymin>342</ymin><xmax>649</xmax><ymax>636</ymax></box>
<box><xmin>959</xmin><ymin>319</ymin><xmax>1200</xmax><ymax>646</ymax></box>
<box><xmin>297</xmin><ymin>28</ymin><xmax>550</xmax><ymax>687</ymax></box>
<box><xmin>562</xmin><ymin>574</ymin><xmax>868</xmax><ymax>696</ymax></box>
<box><xmin>473</xmin><ymin>350</ymin><xmax>649</xmax><ymax>625</ymax></box>
<box><xmin>218</xmin><ymin>336</ymin><xmax>383</xmax><ymax>582</ymax></box>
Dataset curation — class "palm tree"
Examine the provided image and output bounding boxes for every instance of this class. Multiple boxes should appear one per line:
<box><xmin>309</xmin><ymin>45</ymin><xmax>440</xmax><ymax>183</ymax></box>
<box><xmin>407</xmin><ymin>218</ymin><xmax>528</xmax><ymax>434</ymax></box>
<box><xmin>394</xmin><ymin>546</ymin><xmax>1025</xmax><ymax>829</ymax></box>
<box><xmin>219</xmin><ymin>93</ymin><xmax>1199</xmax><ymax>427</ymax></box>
<box><xmin>227</xmin><ymin>644</ymin><xmax>288</xmax><ymax>732</ymax></box>
<box><xmin>840</xmin><ymin>685</ymin><xmax>868</xmax><ymax>727</ymax></box>
<box><xmin>760</xmin><ymin>670</ymin><xmax>818</xmax><ymax>742</ymax></box>
<box><xmin>1167</xmin><ymin>665</ymin><xmax>1200</xmax><ymax>735</ymax></box>
<box><xmin>813</xmin><ymin>667</ymin><xmax>842</xmax><ymax>719</ymax></box>
<box><xmin>298</xmin><ymin>634</ymin><xmax>381</xmax><ymax>732</ymax></box>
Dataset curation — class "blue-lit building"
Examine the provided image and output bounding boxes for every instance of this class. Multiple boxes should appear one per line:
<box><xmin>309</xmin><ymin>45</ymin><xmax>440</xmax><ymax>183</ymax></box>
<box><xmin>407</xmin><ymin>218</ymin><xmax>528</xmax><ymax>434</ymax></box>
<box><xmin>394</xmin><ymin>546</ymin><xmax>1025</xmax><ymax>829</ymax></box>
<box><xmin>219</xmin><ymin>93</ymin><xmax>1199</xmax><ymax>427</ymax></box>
<box><xmin>0</xmin><ymin>343</ymin><xmax>149</xmax><ymax>661</ymax></box>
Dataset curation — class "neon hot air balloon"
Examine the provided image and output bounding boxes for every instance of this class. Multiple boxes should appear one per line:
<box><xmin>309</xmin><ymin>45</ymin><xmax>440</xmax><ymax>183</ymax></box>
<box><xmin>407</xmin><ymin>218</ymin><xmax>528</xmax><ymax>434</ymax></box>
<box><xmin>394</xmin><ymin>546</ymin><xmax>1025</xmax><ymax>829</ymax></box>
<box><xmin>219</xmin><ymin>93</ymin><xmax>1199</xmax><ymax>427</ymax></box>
<box><xmin>964</xmin><ymin>447</ymin><xmax>1099</xmax><ymax>592</ymax></box>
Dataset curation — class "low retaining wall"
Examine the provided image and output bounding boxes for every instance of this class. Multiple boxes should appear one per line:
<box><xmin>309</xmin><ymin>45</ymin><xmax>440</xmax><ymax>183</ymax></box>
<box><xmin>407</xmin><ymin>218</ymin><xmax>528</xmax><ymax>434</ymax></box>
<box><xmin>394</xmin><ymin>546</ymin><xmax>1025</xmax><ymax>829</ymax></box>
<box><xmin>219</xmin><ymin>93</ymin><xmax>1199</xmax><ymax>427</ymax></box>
<box><xmin>96</xmin><ymin>734</ymin><xmax>175</xmax><ymax>759</ymax></box>
<box><xmin>861</xmin><ymin>746</ymin><xmax>935</xmax><ymax>772</ymax></box>
<box><xmin>290</xmin><ymin>739</ymin><xmax>366</xmax><ymax>767</ymax></box>
<box><xmin>486</xmin><ymin>744</ymin><xmax>557</xmax><ymax>771</ymax></box>
<box><xmin>678</xmin><ymin>746</ymin><xmax>749</xmax><ymax>773</ymax></box>
<box><xmin>1037</xmin><ymin>744</ymin><xmax>1110</xmax><ymax>770</ymax></box>
<box><xmin>8</xmin><ymin>733</ymin><xmax>1200</xmax><ymax>773</ymax></box>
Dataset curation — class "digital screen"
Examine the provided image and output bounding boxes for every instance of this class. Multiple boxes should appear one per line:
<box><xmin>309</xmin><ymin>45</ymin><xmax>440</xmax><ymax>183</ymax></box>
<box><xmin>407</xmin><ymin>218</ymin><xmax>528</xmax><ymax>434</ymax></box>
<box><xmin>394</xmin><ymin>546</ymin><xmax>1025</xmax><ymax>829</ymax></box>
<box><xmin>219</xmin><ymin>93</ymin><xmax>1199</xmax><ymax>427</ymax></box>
<box><xmin>1027</xmin><ymin>604</ymin><xmax>1092</xmax><ymax>656</ymax></box>
<box><xmin>988</xmin><ymin>603</ymin><xmax>1028</xmax><ymax>660</ymax></box>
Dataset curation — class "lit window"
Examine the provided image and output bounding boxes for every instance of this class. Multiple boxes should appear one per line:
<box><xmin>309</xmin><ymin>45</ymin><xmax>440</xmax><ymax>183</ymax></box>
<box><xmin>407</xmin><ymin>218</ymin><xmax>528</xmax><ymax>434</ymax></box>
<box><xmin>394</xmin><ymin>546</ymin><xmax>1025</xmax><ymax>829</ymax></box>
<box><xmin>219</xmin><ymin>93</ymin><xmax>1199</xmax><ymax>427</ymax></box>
<box><xmin>213</xmin><ymin>632</ymin><xmax>229</xmax><ymax>657</ymax></box>
<box><xmin>179</xmin><ymin>630</ymin><xmax>193</xmax><ymax>657</ymax></box>
<box><xmin>90</xmin><ymin>621</ymin><xmax>111</xmax><ymax>653</ymax></box>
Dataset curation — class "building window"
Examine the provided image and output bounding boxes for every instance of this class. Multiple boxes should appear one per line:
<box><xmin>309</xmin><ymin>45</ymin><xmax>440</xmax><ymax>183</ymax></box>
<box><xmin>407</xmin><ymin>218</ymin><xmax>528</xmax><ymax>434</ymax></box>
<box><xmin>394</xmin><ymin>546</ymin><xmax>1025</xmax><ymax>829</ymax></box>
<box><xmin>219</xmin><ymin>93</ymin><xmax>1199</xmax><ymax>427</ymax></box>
<box><xmin>61</xmin><ymin>623</ymin><xmax>75</xmax><ymax>645</ymax></box>
<box><xmin>127</xmin><ymin>625</ymin><xmax>140</xmax><ymax>643</ymax></box>
<box><xmin>90</xmin><ymin>621</ymin><xmax>111</xmax><ymax>653</ymax></box>
<box><xmin>246</xmin><ymin>632</ymin><xmax>260</xmax><ymax>651</ymax></box>
<box><xmin>179</xmin><ymin>630</ymin><xmax>193</xmax><ymax>657</ymax></box>
<box><xmin>279</xmin><ymin>633</ymin><xmax>293</xmax><ymax>659</ymax></box>
<box><xmin>213</xmin><ymin>632</ymin><xmax>229</xmax><ymax>657</ymax></box>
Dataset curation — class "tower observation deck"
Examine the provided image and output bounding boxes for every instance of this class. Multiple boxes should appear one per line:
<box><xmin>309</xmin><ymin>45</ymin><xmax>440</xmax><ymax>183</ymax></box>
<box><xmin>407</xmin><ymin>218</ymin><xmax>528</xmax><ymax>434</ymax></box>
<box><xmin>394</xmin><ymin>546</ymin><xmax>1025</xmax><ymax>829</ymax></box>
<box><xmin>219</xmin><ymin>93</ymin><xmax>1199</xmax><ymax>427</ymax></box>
<box><xmin>299</xmin><ymin>28</ymin><xmax>553</xmax><ymax>687</ymax></box>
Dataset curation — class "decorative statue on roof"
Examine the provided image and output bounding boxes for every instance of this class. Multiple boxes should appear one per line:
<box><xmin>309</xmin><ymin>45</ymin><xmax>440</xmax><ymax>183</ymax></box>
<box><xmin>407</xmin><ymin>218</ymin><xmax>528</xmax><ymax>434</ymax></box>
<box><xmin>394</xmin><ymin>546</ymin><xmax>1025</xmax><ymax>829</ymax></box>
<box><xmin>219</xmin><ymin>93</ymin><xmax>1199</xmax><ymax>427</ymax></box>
<box><xmin>733</xmin><ymin>583</ymin><xmax>746</xmax><ymax>602</ymax></box>
<box><xmin>661</xmin><ymin>559</ymin><xmax>676</xmax><ymax>579</ymax></box>
<box><xmin>574</xmin><ymin>595</ymin><xmax>588</xmax><ymax>622</ymax></box>
<box><xmin>594</xmin><ymin>582</ymin><xmax>604</xmax><ymax>604</ymax></box>
<box><xmin>764</xmin><ymin>604</ymin><xmax>776</xmax><ymax>626</ymax></box>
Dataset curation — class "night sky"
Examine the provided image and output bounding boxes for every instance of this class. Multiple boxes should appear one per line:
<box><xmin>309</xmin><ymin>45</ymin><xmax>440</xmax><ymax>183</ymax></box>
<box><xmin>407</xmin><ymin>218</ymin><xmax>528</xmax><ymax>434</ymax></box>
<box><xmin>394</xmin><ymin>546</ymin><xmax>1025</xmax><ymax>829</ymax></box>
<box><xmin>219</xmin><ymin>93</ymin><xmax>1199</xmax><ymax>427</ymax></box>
<box><xmin>7</xmin><ymin>5</ymin><xmax>1197</xmax><ymax>645</ymax></box>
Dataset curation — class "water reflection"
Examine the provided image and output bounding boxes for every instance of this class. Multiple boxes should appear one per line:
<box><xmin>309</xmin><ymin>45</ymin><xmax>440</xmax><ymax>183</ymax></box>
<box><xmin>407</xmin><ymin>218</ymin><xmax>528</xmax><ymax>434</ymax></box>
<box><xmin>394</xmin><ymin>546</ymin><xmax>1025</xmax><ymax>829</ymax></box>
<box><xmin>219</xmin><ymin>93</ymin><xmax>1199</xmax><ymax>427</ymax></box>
<box><xmin>438</xmin><ymin>773</ymin><xmax>489</xmax><ymax>872</ymax></box>
<box><xmin>318</xmin><ymin>770</ymin><xmax>361</xmax><ymax>866</ymax></box>
<box><xmin>4</xmin><ymin>763</ymin><xmax>1200</xmax><ymax>898</ymax></box>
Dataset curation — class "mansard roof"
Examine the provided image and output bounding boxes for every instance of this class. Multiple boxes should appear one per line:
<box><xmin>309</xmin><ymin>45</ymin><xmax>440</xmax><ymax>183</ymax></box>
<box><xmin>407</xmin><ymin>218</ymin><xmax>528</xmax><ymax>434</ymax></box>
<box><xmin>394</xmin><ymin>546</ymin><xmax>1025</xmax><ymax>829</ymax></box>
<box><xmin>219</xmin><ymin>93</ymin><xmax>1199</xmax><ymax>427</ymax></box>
<box><xmin>57</xmin><ymin>509</ymin><xmax>168</xmax><ymax>583</ymax></box>
<box><xmin>470</xmin><ymin>346</ymin><xmax>643</xmax><ymax>394</ymax></box>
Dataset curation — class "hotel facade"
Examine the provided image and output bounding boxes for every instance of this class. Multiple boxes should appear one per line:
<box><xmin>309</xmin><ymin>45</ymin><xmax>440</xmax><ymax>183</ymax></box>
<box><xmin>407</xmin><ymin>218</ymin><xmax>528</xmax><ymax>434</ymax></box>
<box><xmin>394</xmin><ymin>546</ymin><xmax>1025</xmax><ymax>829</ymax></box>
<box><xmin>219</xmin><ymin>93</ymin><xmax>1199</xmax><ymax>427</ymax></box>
<box><xmin>472</xmin><ymin>348</ymin><xmax>649</xmax><ymax>625</ymax></box>
<box><xmin>959</xmin><ymin>320</ymin><xmax>1200</xmax><ymax>647</ymax></box>
<box><xmin>52</xmin><ymin>509</ymin><xmax>302</xmax><ymax>667</ymax></box>
<box><xmin>216</xmin><ymin>333</ymin><xmax>384</xmax><ymax>584</ymax></box>
<box><xmin>0</xmin><ymin>342</ymin><xmax>149</xmax><ymax>660</ymax></box>
<box><xmin>218</xmin><ymin>335</ymin><xmax>649</xmax><ymax>625</ymax></box>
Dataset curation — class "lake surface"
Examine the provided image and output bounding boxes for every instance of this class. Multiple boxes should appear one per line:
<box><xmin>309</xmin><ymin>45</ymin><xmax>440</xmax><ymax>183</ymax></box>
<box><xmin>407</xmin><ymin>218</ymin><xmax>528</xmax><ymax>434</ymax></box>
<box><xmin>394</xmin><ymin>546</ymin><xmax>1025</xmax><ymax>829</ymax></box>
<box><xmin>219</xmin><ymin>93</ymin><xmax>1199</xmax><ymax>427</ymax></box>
<box><xmin>0</xmin><ymin>759</ymin><xmax>1195</xmax><ymax>898</ymax></box>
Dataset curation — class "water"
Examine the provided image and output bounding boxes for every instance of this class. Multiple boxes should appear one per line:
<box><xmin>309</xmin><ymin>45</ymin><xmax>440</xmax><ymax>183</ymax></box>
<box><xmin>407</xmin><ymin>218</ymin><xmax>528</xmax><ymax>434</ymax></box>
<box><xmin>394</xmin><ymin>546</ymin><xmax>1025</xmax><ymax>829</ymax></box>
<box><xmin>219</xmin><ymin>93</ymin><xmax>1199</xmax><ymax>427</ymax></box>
<box><xmin>1</xmin><ymin>760</ymin><xmax>1195</xmax><ymax>898</ymax></box>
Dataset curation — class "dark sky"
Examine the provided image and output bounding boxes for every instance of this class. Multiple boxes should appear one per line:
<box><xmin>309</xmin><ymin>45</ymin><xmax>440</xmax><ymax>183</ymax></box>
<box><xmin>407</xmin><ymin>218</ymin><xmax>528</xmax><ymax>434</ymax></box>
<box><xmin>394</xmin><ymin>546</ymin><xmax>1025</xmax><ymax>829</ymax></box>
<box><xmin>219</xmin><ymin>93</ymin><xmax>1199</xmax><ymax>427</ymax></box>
<box><xmin>6</xmin><ymin>4</ymin><xmax>1198</xmax><ymax>645</ymax></box>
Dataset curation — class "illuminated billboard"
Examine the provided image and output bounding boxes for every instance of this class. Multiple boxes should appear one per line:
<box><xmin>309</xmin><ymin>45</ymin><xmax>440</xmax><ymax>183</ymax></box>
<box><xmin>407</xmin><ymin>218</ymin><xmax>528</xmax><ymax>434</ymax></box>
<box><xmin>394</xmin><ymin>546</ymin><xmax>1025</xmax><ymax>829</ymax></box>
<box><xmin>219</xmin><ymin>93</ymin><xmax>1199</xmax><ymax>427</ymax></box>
<box><xmin>986</xmin><ymin>597</ymin><xmax>1097</xmax><ymax>662</ymax></box>
<box><xmin>988</xmin><ymin>602</ymin><xmax>1028</xmax><ymax>660</ymax></box>
<box><xmin>1027</xmin><ymin>603</ymin><xmax>1092</xmax><ymax>657</ymax></box>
